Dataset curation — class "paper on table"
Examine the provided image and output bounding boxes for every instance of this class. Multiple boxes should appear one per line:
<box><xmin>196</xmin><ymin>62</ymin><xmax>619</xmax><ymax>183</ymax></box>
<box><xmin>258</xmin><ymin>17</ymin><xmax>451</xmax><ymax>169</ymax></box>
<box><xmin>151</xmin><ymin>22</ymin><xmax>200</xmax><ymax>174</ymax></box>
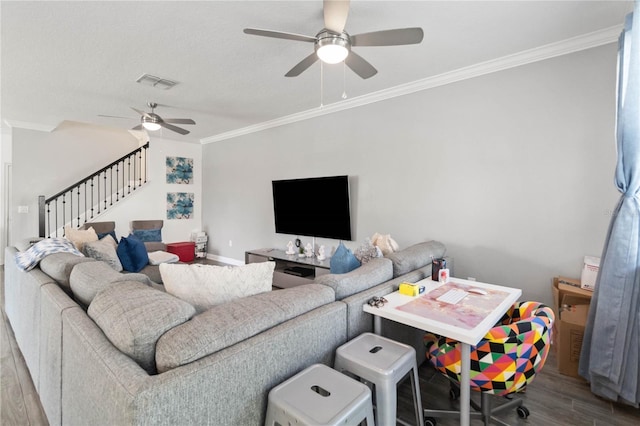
<box><xmin>396</xmin><ymin>282</ymin><xmax>510</xmax><ymax>330</ymax></box>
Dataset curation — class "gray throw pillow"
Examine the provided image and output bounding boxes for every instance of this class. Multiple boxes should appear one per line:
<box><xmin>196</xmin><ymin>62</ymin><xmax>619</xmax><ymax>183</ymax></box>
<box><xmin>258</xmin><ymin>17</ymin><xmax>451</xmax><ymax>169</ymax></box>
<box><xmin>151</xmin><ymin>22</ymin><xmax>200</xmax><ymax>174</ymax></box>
<box><xmin>83</xmin><ymin>235</ymin><xmax>123</xmax><ymax>271</ymax></box>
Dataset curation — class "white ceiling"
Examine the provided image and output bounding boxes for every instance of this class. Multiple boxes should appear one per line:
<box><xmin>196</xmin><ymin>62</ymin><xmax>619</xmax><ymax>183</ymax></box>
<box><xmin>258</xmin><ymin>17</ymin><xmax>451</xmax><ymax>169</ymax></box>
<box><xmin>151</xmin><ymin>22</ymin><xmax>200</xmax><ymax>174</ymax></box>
<box><xmin>1</xmin><ymin>1</ymin><xmax>634</xmax><ymax>144</ymax></box>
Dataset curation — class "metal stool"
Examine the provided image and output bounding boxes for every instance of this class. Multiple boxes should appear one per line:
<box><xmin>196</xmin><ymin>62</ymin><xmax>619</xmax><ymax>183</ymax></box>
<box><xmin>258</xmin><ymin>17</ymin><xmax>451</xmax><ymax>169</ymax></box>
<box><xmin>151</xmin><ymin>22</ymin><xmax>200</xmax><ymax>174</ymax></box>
<box><xmin>335</xmin><ymin>333</ymin><xmax>424</xmax><ymax>426</ymax></box>
<box><xmin>265</xmin><ymin>363</ymin><xmax>375</xmax><ymax>426</ymax></box>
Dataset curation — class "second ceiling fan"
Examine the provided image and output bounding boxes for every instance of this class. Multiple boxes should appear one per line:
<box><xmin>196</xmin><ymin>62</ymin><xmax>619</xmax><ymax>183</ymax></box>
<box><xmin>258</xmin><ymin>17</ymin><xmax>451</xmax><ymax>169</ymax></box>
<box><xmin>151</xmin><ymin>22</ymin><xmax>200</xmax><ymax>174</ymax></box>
<box><xmin>131</xmin><ymin>102</ymin><xmax>195</xmax><ymax>135</ymax></box>
<box><xmin>244</xmin><ymin>0</ymin><xmax>424</xmax><ymax>79</ymax></box>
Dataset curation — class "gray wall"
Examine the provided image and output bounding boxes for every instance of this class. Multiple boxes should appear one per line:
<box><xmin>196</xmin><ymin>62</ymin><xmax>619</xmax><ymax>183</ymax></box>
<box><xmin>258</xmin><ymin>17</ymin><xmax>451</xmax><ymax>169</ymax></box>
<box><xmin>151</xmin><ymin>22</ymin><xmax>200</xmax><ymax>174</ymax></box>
<box><xmin>201</xmin><ymin>44</ymin><xmax>620</xmax><ymax>306</ymax></box>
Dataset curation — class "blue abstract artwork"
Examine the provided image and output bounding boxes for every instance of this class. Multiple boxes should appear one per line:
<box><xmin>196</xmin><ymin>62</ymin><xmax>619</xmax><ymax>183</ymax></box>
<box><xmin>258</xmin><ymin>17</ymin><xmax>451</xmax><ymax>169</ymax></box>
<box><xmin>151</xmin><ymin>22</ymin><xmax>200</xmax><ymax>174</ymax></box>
<box><xmin>167</xmin><ymin>192</ymin><xmax>194</xmax><ymax>220</ymax></box>
<box><xmin>166</xmin><ymin>156</ymin><xmax>193</xmax><ymax>184</ymax></box>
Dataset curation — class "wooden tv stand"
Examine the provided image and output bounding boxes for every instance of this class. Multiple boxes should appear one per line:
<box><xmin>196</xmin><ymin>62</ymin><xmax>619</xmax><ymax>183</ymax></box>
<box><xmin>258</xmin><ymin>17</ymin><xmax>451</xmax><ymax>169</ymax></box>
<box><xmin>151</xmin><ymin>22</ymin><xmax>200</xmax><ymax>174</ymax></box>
<box><xmin>245</xmin><ymin>248</ymin><xmax>331</xmax><ymax>289</ymax></box>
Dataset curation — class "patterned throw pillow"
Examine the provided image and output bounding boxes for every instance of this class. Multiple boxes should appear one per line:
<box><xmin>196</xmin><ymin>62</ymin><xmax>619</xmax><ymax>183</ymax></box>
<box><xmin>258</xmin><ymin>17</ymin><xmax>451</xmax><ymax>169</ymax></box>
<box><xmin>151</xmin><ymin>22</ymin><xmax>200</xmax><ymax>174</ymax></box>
<box><xmin>97</xmin><ymin>230</ymin><xmax>117</xmax><ymax>242</ymax></box>
<box><xmin>15</xmin><ymin>238</ymin><xmax>83</xmax><ymax>272</ymax></box>
<box><xmin>330</xmin><ymin>242</ymin><xmax>361</xmax><ymax>274</ymax></box>
<box><xmin>83</xmin><ymin>235</ymin><xmax>123</xmax><ymax>272</ymax></box>
<box><xmin>159</xmin><ymin>262</ymin><xmax>275</xmax><ymax>313</ymax></box>
<box><xmin>132</xmin><ymin>228</ymin><xmax>162</xmax><ymax>242</ymax></box>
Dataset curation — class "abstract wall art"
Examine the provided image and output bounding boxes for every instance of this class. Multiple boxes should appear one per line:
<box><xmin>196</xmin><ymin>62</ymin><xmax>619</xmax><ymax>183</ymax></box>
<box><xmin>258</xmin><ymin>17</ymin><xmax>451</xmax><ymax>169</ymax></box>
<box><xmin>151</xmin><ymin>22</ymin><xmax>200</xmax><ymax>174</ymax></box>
<box><xmin>167</xmin><ymin>192</ymin><xmax>194</xmax><ymax>219</ymax></box>
<box><xmin>166</xmin><ymin>156</ymin><xmax>193</xmax><ymax>184</ymax></box>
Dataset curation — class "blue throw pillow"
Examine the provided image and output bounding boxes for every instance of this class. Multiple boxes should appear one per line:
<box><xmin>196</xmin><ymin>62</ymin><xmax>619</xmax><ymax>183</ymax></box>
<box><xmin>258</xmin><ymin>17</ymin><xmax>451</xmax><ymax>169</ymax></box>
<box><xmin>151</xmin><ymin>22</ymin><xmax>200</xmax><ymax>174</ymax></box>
<box><xmin>330</xmin><ymin>242</ymin><xmax>361</xmax><ymax>274</ymax></box>
<box><xmin>97</xmin><ymin>230</ymin><xmax>117</xmax><ymax>242</ymax></box>
<box><xmin>131</xmin><ymin>228</ymin><xmax>162</xmax><ymax>242</ymax></box>
<box><xmin>117</xmin><ymin>235</ymin><xmax>149</xmax><ymax>272</ymax></box>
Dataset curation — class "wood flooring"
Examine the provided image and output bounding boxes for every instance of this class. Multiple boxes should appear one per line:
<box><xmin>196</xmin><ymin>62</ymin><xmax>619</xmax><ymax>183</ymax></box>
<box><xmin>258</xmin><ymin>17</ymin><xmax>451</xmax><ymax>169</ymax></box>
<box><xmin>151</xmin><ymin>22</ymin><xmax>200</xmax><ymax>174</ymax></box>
<box><xmin>1</xmin><ymin>265</ymin><xmax>638</xmax><ymax>425</ymax></box>
<box><xmin>1</xmin><ymin>268</ymin><xmax>48</xmax><ymax>426</ymax></box>
<box><xmin>396</xmin><ymin>350</ymin><xmax>639</xmax><ymax>426</ymax></box>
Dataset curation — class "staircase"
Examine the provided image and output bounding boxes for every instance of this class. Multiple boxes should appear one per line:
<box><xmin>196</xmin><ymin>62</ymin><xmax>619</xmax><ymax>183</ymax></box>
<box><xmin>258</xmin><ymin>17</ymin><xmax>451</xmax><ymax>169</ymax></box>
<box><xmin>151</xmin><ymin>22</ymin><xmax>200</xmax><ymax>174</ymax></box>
<box><xmin>38</xmin><ymin>142</ymin><xmax>149</xmax><ymax>238</ymax></box>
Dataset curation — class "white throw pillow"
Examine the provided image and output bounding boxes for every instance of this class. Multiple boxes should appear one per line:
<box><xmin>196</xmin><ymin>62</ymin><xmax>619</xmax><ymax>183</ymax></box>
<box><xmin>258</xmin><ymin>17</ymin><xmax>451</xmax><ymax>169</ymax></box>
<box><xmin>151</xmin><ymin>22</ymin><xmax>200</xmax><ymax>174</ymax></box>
<box><xmin>148</xmin><ymin>251</ymin><xmax>180</xmax><ymax>265</ymax></box>
<box><xmin>159</xmin><ymin>262</ymin><xmax>275</xmax><ymax>313</ymax></box>
<box><xmin>64</xmin><ymin>226</ymin><xmax>98</xmax><ymax>251</ymax></box>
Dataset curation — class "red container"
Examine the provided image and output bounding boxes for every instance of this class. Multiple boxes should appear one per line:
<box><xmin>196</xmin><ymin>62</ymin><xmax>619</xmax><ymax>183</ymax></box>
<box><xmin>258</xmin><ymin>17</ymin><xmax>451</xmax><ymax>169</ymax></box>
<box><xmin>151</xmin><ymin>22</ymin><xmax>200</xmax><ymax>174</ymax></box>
<box><xmin>166</xmin><ymin>242</ymin><xmax>195</xmax><ymax>263</ymax></box>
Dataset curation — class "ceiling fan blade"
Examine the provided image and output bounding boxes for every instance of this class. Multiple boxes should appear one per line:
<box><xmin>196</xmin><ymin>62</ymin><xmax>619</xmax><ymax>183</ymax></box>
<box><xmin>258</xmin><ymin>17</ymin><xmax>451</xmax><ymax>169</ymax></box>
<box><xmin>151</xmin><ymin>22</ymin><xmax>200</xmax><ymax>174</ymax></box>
<box><xmin>285</xmin><ymin>52</ymin><xmax>320</xmax><ymax>77</ymax></box>
<box><xmin>324</xmin><ymin>0</ymin><xmax>350</xmax><ymax>34</ymax></box>
<box><xmin>163</xmin><ymin>118</ymin><xmax>196</xmax><ymax>125</ymax></box>
<box><xmin>351</xmin><ymin>27</ymin><xmax>424</xmax><ymax>46</ymax></box>
<box><xmin>159</xmin><ymin>122</ymin><xmax>190</xmax><ymax>135</ymax></box>
<box><xmin>243</xmin><ymin>28</ymin><xmax>316</xmax><ymax>43</ymax></box>
<box><xmin>131</xmin><ymin>124</ymin><xmax>143</xmax><ymax>131</ymax></box>
<box><xmin>345</xmin><ymin>51</ymin><xmax>377</xmax><ymax>79</ymax></box>
<box><xmin>131</xmin><ymin>107</ymin><xmax>152</xmax><ymax>119</ymax></box>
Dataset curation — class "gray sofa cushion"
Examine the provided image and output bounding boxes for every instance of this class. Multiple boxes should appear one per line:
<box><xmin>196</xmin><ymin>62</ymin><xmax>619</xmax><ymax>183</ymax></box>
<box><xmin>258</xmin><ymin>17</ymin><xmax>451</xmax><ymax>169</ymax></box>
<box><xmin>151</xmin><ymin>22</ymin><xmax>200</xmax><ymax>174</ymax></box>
<box><xmin>138</xmin><ymin>264</ymin><xmax>162</xmax><ymax>284</ymax></box>
<box><xmin>39</xmin><ymin>253</ymin><xmax>96</xmax><ymax>292</ymax></box>
<box><xmin>70</xmin><ymin>261</ymin><xmax>154</xmax><ymax>307</ymax></box>
<box><xmin>88</xmin><ymin>281</ymin><xmax>195</xmax><ymax>374</ymax></box>
<box><xmin>155</xmin><ymin>283</ymin><xmax>335</xmax><ymax>373</ymax></box>
<box><xmin>314</xmin><ymin>257</ymin><xmax>393</xmax><ymax>300</ymax></box>
<box><xmin>385</xmin><ymin>240</ymin><xmax>446</xmax><ymax>277</ymax></box>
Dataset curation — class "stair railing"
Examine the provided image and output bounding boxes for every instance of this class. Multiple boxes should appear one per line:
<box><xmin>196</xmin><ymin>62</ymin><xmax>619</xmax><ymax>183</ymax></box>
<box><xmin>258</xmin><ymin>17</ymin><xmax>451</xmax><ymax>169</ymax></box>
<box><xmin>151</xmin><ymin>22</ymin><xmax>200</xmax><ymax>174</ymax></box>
<box><xmin>38</xmin><ymin>142</ymin><xmax>149</xmax><ymax>238</ymax></box>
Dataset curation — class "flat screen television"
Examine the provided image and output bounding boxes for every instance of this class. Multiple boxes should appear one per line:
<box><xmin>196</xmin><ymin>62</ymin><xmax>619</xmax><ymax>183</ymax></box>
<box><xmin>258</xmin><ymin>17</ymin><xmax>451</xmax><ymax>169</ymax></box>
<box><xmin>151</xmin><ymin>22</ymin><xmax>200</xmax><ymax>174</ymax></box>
<box><xmin>272</xmin><ymin>175</ymin><xmax>352</xmax><ymax>241</ymax></box>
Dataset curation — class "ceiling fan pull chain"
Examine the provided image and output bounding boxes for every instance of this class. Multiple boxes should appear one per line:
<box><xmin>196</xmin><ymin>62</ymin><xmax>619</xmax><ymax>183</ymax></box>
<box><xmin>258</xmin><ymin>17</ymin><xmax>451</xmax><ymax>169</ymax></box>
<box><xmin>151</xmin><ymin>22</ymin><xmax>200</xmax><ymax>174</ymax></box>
<box><xmin>320</xmin><ymin>61</ymin><xmax>324</xmax><ymax>108</ymax></box>
<box><xmin>342</xmin><ymin>61</ymin><xmax>348</xmax><ymax>99</ymax></box>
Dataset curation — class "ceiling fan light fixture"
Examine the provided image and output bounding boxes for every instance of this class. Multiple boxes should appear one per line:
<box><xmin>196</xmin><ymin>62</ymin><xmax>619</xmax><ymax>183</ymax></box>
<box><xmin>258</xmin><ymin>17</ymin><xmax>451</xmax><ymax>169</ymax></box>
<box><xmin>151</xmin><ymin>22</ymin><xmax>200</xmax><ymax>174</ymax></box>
<box><xmin>316</xmin><ymin>31</ymin><xmax>350</xmax><ymax>64</ymax></box>
<box><xmin>142</xmin><ymin>122</ymin><xmax>161</xmax><ymax>131</ymax></box>
<box><xmin>141</xmin><ymin>114</ymin><xmax>161</xmax><ymax>131</ymax></box>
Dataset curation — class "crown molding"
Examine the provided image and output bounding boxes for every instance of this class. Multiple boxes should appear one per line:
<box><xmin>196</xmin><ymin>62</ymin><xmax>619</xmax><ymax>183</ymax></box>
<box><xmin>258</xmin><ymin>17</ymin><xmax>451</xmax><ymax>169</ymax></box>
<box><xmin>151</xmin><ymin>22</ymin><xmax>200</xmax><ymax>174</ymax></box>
<box><xmin>201</xmin><ymin>25</ymin><xmax>622</xmax><ymax>145</ymax></box>
<box><xmin>3</xmin><ymin>119</ymin><xmax>57</xmax><ymax>133</ymax></box>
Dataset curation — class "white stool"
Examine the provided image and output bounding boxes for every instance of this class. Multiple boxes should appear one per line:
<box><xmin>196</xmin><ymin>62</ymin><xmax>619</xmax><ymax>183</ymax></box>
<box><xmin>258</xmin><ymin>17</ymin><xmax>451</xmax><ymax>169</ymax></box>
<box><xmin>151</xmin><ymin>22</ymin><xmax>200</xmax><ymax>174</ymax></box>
<box><xmin>335</xmin><ymin>333</ymin><xmax>424</xmax><ymax>426</ymax></box>
<box><xmin>265</xmin><ymin>363</ymin><xmax>375</xmax><ymax>426</ymax></box>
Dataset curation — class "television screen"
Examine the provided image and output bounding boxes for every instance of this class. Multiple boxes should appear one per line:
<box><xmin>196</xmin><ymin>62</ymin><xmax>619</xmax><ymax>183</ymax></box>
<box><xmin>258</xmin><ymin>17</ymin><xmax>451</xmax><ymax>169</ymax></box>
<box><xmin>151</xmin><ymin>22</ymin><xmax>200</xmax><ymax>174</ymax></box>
<box><xmin>272</xmin><ymin>175</ymin><xmax>352</xmax><ymax>241</ymax></box>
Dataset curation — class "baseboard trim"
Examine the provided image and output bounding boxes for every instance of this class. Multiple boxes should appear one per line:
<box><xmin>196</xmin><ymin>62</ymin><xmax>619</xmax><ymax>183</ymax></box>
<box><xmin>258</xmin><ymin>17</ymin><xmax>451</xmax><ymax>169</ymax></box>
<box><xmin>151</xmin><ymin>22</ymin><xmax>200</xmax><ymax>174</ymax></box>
<box><xmin>206</xmin><ymin>253</ymin><xmax>244</xmax><ymax>266</ymax></box>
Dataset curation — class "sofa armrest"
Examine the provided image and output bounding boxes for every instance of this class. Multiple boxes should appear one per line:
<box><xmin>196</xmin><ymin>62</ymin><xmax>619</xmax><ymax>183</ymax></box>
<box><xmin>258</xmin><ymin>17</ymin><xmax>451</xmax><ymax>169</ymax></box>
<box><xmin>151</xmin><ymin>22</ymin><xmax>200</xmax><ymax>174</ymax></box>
<box><xmin>61</xmin><ymin>299</ymin><xmax>348</xmax><ymax>426</ymax></box>
<box><xmin>144</xmin><ymin>242</ymin><xmax>166</xmax><ymax>252</ymax></box>
<box><xmin>385</xmin><ymin>240</ymin><xmax>446</xmax><ymax>277</ymax></box>
<box><xmin>314</xmin><ymin>257</ymin><xmax>393</xmax><ymax>299</ymax></box>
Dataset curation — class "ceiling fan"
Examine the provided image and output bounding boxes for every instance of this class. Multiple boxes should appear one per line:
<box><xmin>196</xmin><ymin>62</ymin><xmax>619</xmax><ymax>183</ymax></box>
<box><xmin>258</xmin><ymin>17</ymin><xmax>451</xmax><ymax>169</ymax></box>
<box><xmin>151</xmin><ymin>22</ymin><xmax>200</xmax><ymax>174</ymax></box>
<box><xmin>243</xmin><ymin>0</ymin><xmax>424</xmax><ymax>79</ymax></box>
<box><xmin>129</xmin><ymin>102</ymin><xmax>196</xmax><ymax>135</ymax></box>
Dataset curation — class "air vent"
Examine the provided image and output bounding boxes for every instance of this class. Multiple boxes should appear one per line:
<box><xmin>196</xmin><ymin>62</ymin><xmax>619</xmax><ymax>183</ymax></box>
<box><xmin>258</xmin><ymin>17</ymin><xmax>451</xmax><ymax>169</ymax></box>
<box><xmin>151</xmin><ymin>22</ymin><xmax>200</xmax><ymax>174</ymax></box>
<box><xmin>136</xmin><ymin>74</ymin><xmax>178</xmax><ymax>90</ymax></box>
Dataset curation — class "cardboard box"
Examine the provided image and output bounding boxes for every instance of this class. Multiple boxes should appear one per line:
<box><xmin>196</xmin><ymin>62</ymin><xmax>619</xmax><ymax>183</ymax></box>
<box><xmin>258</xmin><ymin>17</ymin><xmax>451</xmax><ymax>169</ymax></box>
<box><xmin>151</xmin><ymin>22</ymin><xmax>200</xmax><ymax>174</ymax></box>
<box><xmin>552</xmin><ymin>277</ymin><xmax>592</xmax><ymax>378</ymax></box>
<box><xmin>558</xmin><ymin>321</ymin><xmax>586</xmax><ymax>378</ymax></box>
<box><xmin>557</xmin><ymin>276</ymin><xmax>581</xmax><ymax>288</ymax></box>
<box><xmin>580</xmin><ymin>256</ymin><xmax>600</xmax><ymax>291</ymax></box>
<box><xmin>559</xmin><ymin>298</ymin><xmax>590</xmax><ymax>325</ymax></box>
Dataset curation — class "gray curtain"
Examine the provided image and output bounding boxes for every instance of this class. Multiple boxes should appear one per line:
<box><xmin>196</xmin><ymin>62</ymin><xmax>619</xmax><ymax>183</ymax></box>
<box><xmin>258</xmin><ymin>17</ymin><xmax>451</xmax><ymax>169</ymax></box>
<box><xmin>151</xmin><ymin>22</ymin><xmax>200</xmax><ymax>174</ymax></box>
<box><xmin>579</xmin><ymin>1</ymin><xmax>639</xmax><ymax>407</ymax></box>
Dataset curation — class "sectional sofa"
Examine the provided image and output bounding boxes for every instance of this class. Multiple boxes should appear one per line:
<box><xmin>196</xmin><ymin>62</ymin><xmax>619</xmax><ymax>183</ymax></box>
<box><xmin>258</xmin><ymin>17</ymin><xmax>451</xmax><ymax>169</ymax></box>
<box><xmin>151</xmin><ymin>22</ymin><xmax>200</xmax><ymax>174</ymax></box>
<box><xmin>4</xmin><ymin>238</ymin><xmax>447</xmax><ymax>425</ymax></box>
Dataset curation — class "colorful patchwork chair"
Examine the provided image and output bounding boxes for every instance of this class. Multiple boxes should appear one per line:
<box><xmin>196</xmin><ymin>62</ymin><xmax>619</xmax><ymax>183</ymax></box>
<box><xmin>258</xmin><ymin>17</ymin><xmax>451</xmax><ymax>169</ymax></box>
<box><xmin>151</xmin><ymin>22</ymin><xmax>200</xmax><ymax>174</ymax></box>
<box><xmin>423</xmin><ymin>301</ymin><xmax>555</xmax><ymax>426</ymax></box>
